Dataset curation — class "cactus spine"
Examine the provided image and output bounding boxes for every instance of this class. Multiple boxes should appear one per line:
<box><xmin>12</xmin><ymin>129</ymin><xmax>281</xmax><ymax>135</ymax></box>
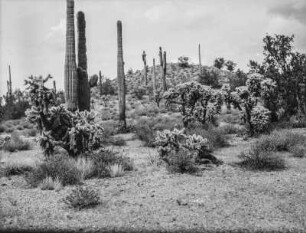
<box><xmin>64</xmin><ymin>0</ymin><xmax>78</xmax><ymax>111</ymax></box>
<box><xmin>99</xmin><ymin>71</ymin><xmax>103</xmax><ymax>96</ymax></box>
<box><xmin>162</xmin><ymin>51</ymin><xmax>167</xmax><ymax>91</ymax></box>
<box><xmin>117</xmin><ymin>20</ymin><xmax>126</xmax><ymax>130</ymax></box>
<box><xmin>142</xmin><ymin>51</ymin><xmax>147</xmax><ymax>85</ymax></box>
<box><xmin>77</xmin><ymin>11</ymin><xmax>90</xmax><ymax>111</ymax></box>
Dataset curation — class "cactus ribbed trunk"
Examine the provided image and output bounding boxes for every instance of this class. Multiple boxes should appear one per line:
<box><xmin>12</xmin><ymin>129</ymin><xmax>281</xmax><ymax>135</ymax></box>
<box><xmin>198</xmin><ymin>43</ymin><xmax>202</xmax><ymax>71</ymax></box>
<box><xmin>53</xmin><ymin>80</ymin><xmax>57</xmax><ymax>93</ymax></box>
<box><xmin>152</xmin><ymin>58</ymin><xmax>156</xmax><ymax>98</ymax></box>
<box><xmin>162</xmin><ymin>51</ymin><xmax>167</xmax><ymax>91</ymax></box>
<box><xmin>142</xmin><ymin>51</ymin><xmax>147</xmax><ymax>85</ymax></box>
<box><xmin>99</xmin><ymin>71</ymin><xmax>103</xmax><ymax>96</ymax></box>
<box><xmin>77</xmin><ymin>11</ymin><xmax>90</xmax><ymax>111</ymax></box>
<box><xmin>64</xmin><ymin>0</ymin><xmax>78</xmax><ymax>111</ymax></box>
<box><xmin>117</xmin><ymin>20</ymin><xmax>126</xmax><ymax>130</ymax></box>
<box><xmin>159</xmin><ymin>47</ymin><xmax>163</xmax><ymax>67</ymax></box>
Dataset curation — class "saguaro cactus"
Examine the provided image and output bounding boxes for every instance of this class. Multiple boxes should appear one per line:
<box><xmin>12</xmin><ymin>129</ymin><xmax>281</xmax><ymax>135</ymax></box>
<box><xmin>77</xmin><ymin>11</ymin><xmax>90</xmax><ymax>111</ymax></box>
<box><xmin>64</xmin><ymin>0</ymin><xmax>78</xmax><ymax>111</ymax></box>
<box><xmin>142</xmin><ymin>51</ymin><xmax>148</xmax><ymax>85</ymax></box>
<box><xmin>117</xmin><ymin>20</ymin><xmax>126</xmax><ymax>130</ymax></box>
<box><xmin>7</xmin><ymin>65</ymin><xmax>12</xmax><ymax>100</ymax></box>
<box><xmin>152</xmin><ymin>58</ymin><xmax>156</xmax><ymax>98</ymax></box>
<box><xmin>99</xmin><ymin>71</ymin><xmax>103</xmax><ymax>96</ymax></box>
<box><xmin>198</xmin><ymin>43</ymin><xmax>202</xmax><ymax>71</ymax></box>
<box><xmin>159</xmin><ymin>47</ymin><xmax>163</xmax><ymax>66</ymax></box>
<box><xmin>162</xmin><ymin>51</ymin><xmax>167</xmax><ymax>91</ymax></box>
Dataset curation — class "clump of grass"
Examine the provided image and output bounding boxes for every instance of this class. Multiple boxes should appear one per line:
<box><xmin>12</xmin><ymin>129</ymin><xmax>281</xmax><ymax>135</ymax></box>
<box><xmin>109</xmin><ymin>163</ymin><xmax>124</xmax><ymax>177</ymax></box>
<box><xmin>39</xmin><ymin>176</ymin><xmax>63</xmax><ymax>191</ymax></box>
<box><xmin>3</xmin><ymin>133</ymin><xmax>31</xmax><ymax>152</ymax></box>
<box><xmin>63</xmin><ymin>186</ymin><xmax>100</xmax><ymax>210</ymax></box>
<box><xmin>25</xmin><ymin>155</ymin><xmax>81</xmax><ymax>187</ymax></box>
<box><xmin>75</xmin><ymin>157</ymin><xmax>94</xmax><ymax>180</ymax></box>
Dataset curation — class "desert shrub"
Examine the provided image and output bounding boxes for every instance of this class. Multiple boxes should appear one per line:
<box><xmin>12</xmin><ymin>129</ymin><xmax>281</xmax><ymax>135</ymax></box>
<box><xmin>155</xmin><ymin>128</ymin><xmax>222</xmax><ymax>172</ymax></box>
<box><xmin>0</xmin><ymin>125</ymin><xmax>6</xmax><ymax>133</ymax></box>
<box><xmin>63</xmin><ymin>186</ymin><xmax>100</xmax><ymax>210</ymax></box>
<box><xmin>238</xmin><ymin>149</ymin><xmax>286</xmax><ymax>171</ymax></box>
<box><xmin>178</xmin><ymin>56</ymin><xmax>190</xmax><ymax>68</ymax></box>
<box><xmin>198</xmin><ymin>69</ymin><xmax>222</xmax><ymax>88</ymax></box>
<box><xmin>25</xmin><ymin>155</ymin><xmax>81</xmax><ymax>187</ymax></box>
<box><xmin>25</xmin><ymin>128</ymin><xmax>37</xmax><ymax>137</ymax></box>
<box><xmin>75</xmin><ymin>157</ymin><xmax>94</xmax><ymax>180</ymax></box>
<box><xmin>166</xmin><ymin>150</ymin><xmax>198</xmax><ymax>174</ymax></box>
<box><xmin>38</xmin><ymin>176</ymin><xmax>63</xmax><ymax>191</ymax></box>
<box><xmin>131</xmin><ymin>86</ymin><xmax>146</xmax><ymax>100</ymax></box>
<box><xmin>1</xmin><ymin>162</ymin><xmax>34</xmax><ymax>177</ymax></box>
<box><xmin>186</xmin><ymin>123</ymin><xmax>228</xmax><ymax>149</ymax></box>
<box><xmin>109</xmin><ymin>137</ymin><xmax>126</xmax><ymax>146</ymax></box>
<box><xmin>218</xmin><ymin>124</ymin><xmax>247</xmax><ymax>135</ymax></box>
<box><xmin>253</xmin><ymin>130</ymin><xmax>306</xmax><ymax>153</ymax></box>
<box><xmin>250</xmin><ymin>106</ymin><xmax>271</xmax><ymax>134</ymax></box>
<box><xmin>134</xmin><ymin>124</ymin><xmax>155</xmax><ymax>147</ymax></box>
<box><xmin>289</xmin><ymin>145</ymin><xmax>305</xmax><ymax>158</ymax></box>
<box><xmin>90</xmin><ymin>150</ymin><xmax>134</xmax><ymax>178</ymax></box>
<box><xmin>3</xmin><ymin>133</ymin><xmax>31</xmax><ymax>152</ymax></box>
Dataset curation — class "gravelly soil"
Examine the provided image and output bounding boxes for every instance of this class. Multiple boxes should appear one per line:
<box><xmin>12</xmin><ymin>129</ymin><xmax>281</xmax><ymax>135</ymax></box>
<box><xmin>0</xmin><ymin>133</ymin><xmax>306</xmax><ymax>233</ymax></box>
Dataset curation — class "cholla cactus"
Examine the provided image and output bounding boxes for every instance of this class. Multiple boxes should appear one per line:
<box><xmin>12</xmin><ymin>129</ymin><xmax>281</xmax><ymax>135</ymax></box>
<box><xmin>163</xmin><ymin>81</ymin><xmax>223</xmax><ymax>127</ymax></box>
<box><xmin>250</xmin><ymin>106</ymin><xmax>271</xmax><ymax>134</ymax></box>
<box><xmin>155</xmin><ymin>129</ymin><xmax>221</xmax><ymax>165</ymax></box>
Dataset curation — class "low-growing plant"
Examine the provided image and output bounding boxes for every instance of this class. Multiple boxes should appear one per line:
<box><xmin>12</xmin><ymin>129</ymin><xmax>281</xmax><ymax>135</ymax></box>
<box><xmin>1</xmin><ymin>162</ymin><xmax>34</xmax><ymax>177</ymax></box>
<box><xmin>63</xmin><ymin>186</ymin><xmax>100</xmax><ymax>210</ymax></box>
<box><xmin>289</xmin><ymin>145</ymin><xmax>305</xmax><ymax>158</ymax></box>
<box><xmin>3</xmin><ymin>133</ymin><xmax>31</xmax><ymax>152</ymax></box>
<box><xmin>109</xmin><ymin>163</ymin><xmax>124</xmax><ymax>177</ymax></box>
<box><xmin>75</xmin><ymin>157</ymin><xmax>94</xmax><ymax>180</ymax></box>
<box><xmin>25</xmin><ymin>155</ymin><xmax>81</xmax><ymax>187</ymax></box>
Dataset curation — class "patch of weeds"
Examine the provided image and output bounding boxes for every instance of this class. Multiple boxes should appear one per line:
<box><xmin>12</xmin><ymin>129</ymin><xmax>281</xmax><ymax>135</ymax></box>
<box><xmin>63</xmin><ymin>186</ymin><xmax>100</xmax><ymax>210</ymax></box>
<box><xmin>75</xmin><ymin>157</ymin><xmax>94</xmax><ymax>180</ymax></box>
<box><xmin>25</xmin><ymin>155</ymin><xmax>81</xmax><ymax>187</ymax></box>
<box><xmin>166</xmin><ymin>151</ymin><xmax>199</xmax><ymax>174</ymax></box>
<box><xmin>3</xmin><ymin>133</ymin><xmax>31</xmax><ymax>152</ymax></box>
<box><xmin>1</xmin><ymin>162</ymin><xmax>34</xmax><ymax>177</ymax></box>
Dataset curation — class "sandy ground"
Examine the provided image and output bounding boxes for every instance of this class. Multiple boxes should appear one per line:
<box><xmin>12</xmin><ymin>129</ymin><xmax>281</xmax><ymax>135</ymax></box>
<box><xmin>0</xmin><ymin>133</ymin><xmax>306</xmax><ymax>232</ymax></box>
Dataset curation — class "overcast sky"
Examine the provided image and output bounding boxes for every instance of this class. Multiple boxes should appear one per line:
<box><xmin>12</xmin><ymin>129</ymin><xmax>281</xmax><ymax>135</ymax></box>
<box><xmin>0</xmin><ymin>0</ymin><xmax>306</xmax><ymax>95</ymax></box>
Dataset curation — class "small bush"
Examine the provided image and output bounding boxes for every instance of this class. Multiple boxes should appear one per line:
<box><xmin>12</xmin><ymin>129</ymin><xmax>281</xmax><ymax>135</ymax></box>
<box><xmin>238</xmin><ymin>150</ymin><xmax>286</xmax><ymax>171</ymax></box>
<box><xmin>75</xmin><ymin>157</ymin><xmax>94</xmax><ymax>180</ymax></box>
<box><xmin>25</xmin><ymin>155</ymin><xmax>81</xmax><ymax>187</ymax></box>
<box><xmin>3</xmin><ymin>133</ymin><xmax>31</xmax><ymax>152</ymax></box>
<box><xmin>104</xmin><ymin>136</ymin><xmax>126</xmax><ymax>146</ymax></box>
<box><xmin>0</xmin><ymin>125</ymin><xmax>6</xmax><ymax>133</ymax></box>
<box><xmin>1</xmin><ymin>162</ymin><xmax>33</xmax><ymax>177</ymax></box>
<box><xmin>134</xmin><ymin>124</ymin><xmax>156</xmax><ymax>147</ymax></box>
<box><xmin>289</xmin><ymin>145</ymin><xmax>305</xmax><ymax>158</ymax></box>
<box><xmin>166</xmin><ymin>150</ymin><xmax>198</xmax><ymax>174</ymax></box>
<box><xmin>39</xmin><ymin>176</ymin><xmax>63</xmax><ymax>191</ymax></box>
<box><xmin>218</xmin><ymin>124</ymin><xmax>246</xmax><ymax>135</ymax></box>
<box><xmin>63</xmin><ymin>186</ymin><xmax>100</xmax><ymax>210</ymax></box>
<box><xmin>26</xmin><ymin>128</ymin><xmax>37</xmax><ymax>137</ymax></box>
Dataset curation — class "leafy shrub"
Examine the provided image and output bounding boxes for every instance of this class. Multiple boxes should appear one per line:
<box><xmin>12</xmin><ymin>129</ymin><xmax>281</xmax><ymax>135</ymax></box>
<box><xmin>3</xmin><ymin>133</ymin><xmax>31</xmax><ymax>152</ymax></box>
<box><xmin>38</xmin><ymin>176</ymin><xmax>63</xmax><ymax>191</ymax></box>
<box><xmin>63</xmin><ymin>186</ymin><xmax>100</xmax><ymax>210</ymax></box>
<box><xmin>238</xmin><ymin>149</ymin><xmax>286</xmax><ymax>171</ymax></box>
<box><xmin>25</xmin><ymin>155</ymin><xmax>81</xmax><ymax>187</ymax></box>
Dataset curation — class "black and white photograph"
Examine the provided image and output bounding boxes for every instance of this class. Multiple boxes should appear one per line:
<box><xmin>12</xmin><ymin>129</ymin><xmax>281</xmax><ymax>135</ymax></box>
<box><xmin>0</xmin><ymin>0</ymin><xmax>306</xmax><ymax>232</ymax></box>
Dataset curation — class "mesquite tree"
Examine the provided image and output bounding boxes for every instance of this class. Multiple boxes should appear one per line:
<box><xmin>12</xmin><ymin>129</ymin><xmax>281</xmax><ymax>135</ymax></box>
<box><xmin>64</xmin><ymin>0</ymin><xmax>78</xmax><ymax>111</ymax></box>
<box><xmin>77</xmin><ymin>11</ymin><xmax>90</xmax><ymax>111</ymax></box>
<box><xmin>117</xmin><ymin>20</ymin><xmax>126</xmax><ymax>130</ymax></box>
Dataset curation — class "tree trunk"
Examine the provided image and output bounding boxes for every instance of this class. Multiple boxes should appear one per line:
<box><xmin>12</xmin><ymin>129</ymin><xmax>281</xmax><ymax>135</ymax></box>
<box><xmin>64</xmin><ymin>0</ymin><xmax>78</xmax><ymax>111</ymax></box>
<box><xmin>117</xmin><ymin>20</ymin><xmax>126</xmax><ymax>130</ymax></box>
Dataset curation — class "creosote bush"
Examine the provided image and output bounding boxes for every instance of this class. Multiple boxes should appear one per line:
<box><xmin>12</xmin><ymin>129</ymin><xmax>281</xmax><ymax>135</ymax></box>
<box><xmin>63</xmin><ymin>186</ymin><xmax>100</xmax><ymax>210</ymax></box>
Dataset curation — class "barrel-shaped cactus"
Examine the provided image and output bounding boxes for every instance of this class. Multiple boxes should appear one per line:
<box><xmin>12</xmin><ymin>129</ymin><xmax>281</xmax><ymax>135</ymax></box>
<box><xmin>117</xmin><ymin>20</ymin><xmax>126</xmax><ymax>130</ymax></box>
<box><xmin>77</xmin><ymin>11</ymin><xmax>90</xmax><ymax>111</ymax></box>
<box><xmin>64</xmin><ymin>0</ymin><xmax>78</xmax><ymax>111</ymax></box>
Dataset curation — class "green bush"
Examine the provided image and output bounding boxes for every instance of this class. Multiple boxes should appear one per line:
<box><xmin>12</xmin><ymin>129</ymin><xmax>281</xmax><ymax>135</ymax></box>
<box><xmin>63</xmin><ymin>186</ymin><xmax>100</xmax><ymax>210</ymax></box>
<box><xmin>238</xmin><ymin>149</ymin><xmax>286</xmax><ymax>171</ymax></box>
<box><xmin>25</xmin><ymin>155</ymin><xmax>81</xmax><ymax>187</ymax></box>
<box><xmin>3</xmin><ymin>133</ymin><xmax>31</xmax><ymax>152</ymax></box>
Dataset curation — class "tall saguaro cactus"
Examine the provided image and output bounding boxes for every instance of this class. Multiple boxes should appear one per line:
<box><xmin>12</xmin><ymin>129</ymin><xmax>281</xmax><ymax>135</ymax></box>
<box><xmin>152</xmin><ymin>58</ymin><xmax>156</xmax><ymax>98</ymax></box>
<box><xmin>142</xmin><ymin>51</ymin><xmax>148</xmax><ymax>85</ymax></box>
<box><xmin>77</xmin><ymin>11</ymin><xmax>90</xmax><ymax>111</ymax></box>
<box><xmin>7</xmin><ymin>65</ymin><xmax>12</xmax><ymax>100</ymax></box>
<box><xmin>162</xmin><ymin>51</ymin><xmax>167</xmax><ymax>91</ymax></box>
<box><xmin>159</xmin><ymin>47</ymin><xmax>163</xmax><ymax>67</ymax></box>
<box><xmin>198</xmin><ymin>43</ymin><xmax>202</xmax><ymax>71</ymax></box>
<box><xmin>99</xmin><ymin>71</ymin><xmax>103</xmax><ymax>96</ymax></box>
<box><xmin>64</xmin><ymin>0</ymin><xmax>78</xmax><ymax>111</ymax></box>
<box><xmin>117</xmin><ymin>20</ymin><xmax>126</xmax><ymax>130</ymax></box>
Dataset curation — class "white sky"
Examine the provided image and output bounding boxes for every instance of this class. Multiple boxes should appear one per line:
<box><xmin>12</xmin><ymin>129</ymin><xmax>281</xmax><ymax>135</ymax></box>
<box><xmin>0</xmin><ymin>0</ymin><xmax>306</xmax><ymax>95</ymax></box>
